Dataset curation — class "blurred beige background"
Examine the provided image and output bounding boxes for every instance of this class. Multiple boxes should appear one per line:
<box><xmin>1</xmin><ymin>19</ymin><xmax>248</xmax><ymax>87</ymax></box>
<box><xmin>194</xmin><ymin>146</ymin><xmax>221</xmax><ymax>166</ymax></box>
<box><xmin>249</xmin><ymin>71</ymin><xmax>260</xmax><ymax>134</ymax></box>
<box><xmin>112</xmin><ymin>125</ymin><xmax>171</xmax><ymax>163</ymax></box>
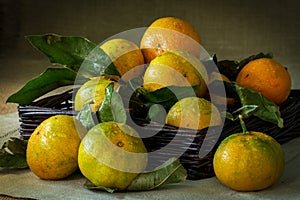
<box><xmin>1</xmin><ymin>0</ymin><xmax>300</xmax><ymax>114</ymax></box>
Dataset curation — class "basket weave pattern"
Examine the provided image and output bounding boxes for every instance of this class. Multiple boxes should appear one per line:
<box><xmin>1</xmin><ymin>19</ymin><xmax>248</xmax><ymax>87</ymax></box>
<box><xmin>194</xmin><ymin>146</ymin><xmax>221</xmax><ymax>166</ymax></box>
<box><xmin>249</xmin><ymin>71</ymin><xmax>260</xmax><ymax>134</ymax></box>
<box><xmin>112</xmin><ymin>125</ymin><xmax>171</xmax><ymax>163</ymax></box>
<box><xmin>18</xmin><ymin>90</ymin><xmax>300</xmax><ymax>179</ymax></box>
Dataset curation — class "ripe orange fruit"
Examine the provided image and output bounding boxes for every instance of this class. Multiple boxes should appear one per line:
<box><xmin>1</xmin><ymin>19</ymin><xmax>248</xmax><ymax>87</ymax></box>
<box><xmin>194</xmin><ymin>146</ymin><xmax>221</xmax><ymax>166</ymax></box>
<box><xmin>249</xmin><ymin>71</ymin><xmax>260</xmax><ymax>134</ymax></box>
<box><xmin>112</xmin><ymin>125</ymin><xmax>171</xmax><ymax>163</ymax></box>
<box><xmin>213</xmin><ymin>131</ymin><xmax>285</xmax><ymax>191</ymax></box>
<box><xmin>26</xmin><ymin>115</ymin><xmax>87</xmax><ymax>180</ymax></box>
<box><xmin>140</xmin><ymin>16</ymin><xmax>201</xmax><ymax>63</ymax></box>
<box><xmin>100</xmin><ymin>38</ymin><xmax>145</xmax><ymax>81</ymax></box>
<box><xmin>236</xmin><ymin>58</ymin><xmax>291</xmax><ymax>105</ymax></box>
<box><xmin>166</xmin><ymin>97</ymin><xmax>221</xmax><ymax>130</ymax></box>
<box><xmin>143</xmin><ymin>49</ymin><xmax>208</xmax><ymax>97</ymax></box>
<box><xmin>78</xmin><ymin>121</ymin><xmax>147</xmax><ymax>190</ymax></box>
<box><xmin>74</xmin><ymin>76</ymin><xmax>116</xmax><ymax>112</ymax></box>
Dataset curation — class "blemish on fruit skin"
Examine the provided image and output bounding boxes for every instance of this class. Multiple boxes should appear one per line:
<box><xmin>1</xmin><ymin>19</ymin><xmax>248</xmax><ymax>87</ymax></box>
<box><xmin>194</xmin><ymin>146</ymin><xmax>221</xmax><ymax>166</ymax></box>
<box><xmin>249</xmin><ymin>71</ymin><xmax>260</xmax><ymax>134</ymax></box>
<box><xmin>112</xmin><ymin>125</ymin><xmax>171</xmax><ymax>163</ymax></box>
<box><xmin>117</xmin><ymin>141</ymin><xmax>124</xmax><ymax>147</ymax></box>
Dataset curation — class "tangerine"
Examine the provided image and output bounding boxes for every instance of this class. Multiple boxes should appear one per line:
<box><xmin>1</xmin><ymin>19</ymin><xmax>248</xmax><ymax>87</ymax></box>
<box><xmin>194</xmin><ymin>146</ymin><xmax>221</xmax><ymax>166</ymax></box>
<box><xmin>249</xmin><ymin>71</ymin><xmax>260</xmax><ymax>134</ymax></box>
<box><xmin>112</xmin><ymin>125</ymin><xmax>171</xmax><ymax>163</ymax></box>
<box><xmin>100</xmin><ymin>38</ymin><xmax>145</xmax><ymax>81</ymax></box>
<box><xmin>236</xmin><ymin>58</ymin><xmax>291</xmax><ymax>105</ymax></box>
<box><xmin>78</xmin><ymin>121</ymin><xmax>148</xmax><ymax>190</ymax></box>
<box><xmin>213</xmin><ymin>131</ymin><xmax>285</xmax><ymax>191</ymax></box>
<box><xmin>74</xmin><ymin>76</ymin><xmax>116</xmax><ymax>112</ymax></box>
<box><xmin>26</xmin><ymin>115</ymin><xmax>87</xmax><ymax>180</ymax></box>
<box><xmin>140</xmin><ymin>16</ymin><xmax>201</xmax><ymax>63</ymax></box>
<box><xmin>143</xmin><ymin>49</ymin><xmax>208</xmax><ymax>97</ymax></box>
<box><xmin>166</xmin><ymin>97</ymin><xmax>221</xmax><ymax>130</ymax></box>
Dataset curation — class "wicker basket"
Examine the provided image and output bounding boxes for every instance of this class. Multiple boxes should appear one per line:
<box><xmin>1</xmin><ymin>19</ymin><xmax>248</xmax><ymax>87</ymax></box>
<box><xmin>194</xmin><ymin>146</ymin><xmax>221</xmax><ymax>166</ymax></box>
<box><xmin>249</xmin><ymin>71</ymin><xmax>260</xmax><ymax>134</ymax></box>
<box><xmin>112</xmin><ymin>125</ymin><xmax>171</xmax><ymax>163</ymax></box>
<box><xmin>18</xmin><ymin>89</ymin><xmax>300</xmax><ymax>180</ymax></box>
<box><xmin>18</xmin><ymin>89</ymin><xmax>77</xmax><ymax>139</ymax></box>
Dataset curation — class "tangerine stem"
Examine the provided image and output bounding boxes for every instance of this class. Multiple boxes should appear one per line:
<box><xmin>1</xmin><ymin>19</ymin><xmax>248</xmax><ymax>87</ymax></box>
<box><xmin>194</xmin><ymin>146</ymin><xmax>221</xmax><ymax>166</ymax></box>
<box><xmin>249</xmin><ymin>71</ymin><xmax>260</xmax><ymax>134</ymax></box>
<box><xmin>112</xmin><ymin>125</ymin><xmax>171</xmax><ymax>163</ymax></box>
<box><xmin>238</xmin><ymin>114</ymin><xmax>249</xmax><ymax>134</ymax></box>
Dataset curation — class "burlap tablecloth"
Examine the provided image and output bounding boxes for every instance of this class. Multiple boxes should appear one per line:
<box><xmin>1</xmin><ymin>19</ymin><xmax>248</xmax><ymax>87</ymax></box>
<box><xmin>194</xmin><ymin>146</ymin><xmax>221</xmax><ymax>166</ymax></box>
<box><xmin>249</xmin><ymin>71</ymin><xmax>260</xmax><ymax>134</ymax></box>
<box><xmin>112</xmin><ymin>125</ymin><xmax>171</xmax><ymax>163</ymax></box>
<box><xmin>1</xmin><ymin>112</ymin><xmax>300</xmax><ymax>200</ymax></box>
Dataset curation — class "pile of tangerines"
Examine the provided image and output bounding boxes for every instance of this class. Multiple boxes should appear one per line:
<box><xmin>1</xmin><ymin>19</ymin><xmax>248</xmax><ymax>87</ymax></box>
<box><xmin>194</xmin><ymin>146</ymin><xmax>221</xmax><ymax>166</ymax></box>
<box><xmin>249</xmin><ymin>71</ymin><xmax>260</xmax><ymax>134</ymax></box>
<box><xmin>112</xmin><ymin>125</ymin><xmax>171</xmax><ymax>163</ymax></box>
<box><xmin>26</xmin><ymin>16</ymin><xmax>291</xmax><ymax>192</ymax></box>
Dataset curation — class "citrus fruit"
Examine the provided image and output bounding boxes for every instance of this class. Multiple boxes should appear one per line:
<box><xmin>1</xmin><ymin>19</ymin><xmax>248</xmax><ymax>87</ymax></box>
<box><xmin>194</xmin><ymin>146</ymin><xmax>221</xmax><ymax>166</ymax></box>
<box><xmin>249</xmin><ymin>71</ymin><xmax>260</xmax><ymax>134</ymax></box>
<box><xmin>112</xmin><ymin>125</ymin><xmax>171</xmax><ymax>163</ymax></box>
<box><xmin>26</xmin><ymin>115</ymin><xmax>87</xmax><ymax>180</ymax></box>
<box><xmin>208</xmin><ymin>71</ymin><xmax>231</xmax><ymax>84</ymax></box>
<box><xmin>213</xmin><ymin>131</ymin><xmax>285</xmax><ymax>191</ymax></box>
<box><xmin>100</xmin><ymin>38</ymin><xmax>145</xmax><ymax>81</ymax></box>
<box><xmin>78</xmin><ymin>121</ymin><xmax>148</xmax><ymax>190</ymax></box>
<box><xmin>236</xmin><ymin>58</ymin><xmax>291</xmax><ymax>105</ymax></box>
<box><xmin>166</xmin><ymin>97</ymin><xmax>222</xmax><ymax>130</ymax></box>
<box><xmin>143</xmin><ymin>49</ymin><xmax>208</xmax><ymax>97</ymax></box>
<box><xmin>74</xmin><ymin>76</ymin><xmax>116</xmax><ymax>112</ymax></box>
<box><xmin>140</xmin><ymin>16</ymin><xmax>201</xmax><ymax>63</ymax></box>
<box><xmin>207</xmin><ymin>72</ymin><xmax>235</xmax><ymax>106</ymax></box>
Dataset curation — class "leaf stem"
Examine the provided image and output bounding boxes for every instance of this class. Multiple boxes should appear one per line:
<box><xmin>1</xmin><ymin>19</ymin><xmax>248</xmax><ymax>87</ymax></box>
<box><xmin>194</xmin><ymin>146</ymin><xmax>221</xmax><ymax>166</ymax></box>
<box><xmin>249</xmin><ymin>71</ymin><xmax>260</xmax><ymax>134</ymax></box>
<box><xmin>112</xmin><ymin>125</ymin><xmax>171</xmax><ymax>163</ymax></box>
<box><xmin>238</xmin><ymin>114</ymin><xmax>249</xmax><ymax>134</ymax></box>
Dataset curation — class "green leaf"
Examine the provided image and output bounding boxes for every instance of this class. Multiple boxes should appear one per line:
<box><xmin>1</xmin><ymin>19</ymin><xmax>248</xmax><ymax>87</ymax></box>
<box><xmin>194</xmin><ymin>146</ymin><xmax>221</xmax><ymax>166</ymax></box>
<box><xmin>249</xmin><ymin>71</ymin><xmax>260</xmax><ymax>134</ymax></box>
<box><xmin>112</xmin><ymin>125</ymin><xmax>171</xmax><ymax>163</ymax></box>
<box><xmin>0</xmin><ymin>138</ymin><xmax>28</xmax><ymax>169</ymax></box>
<box><xmin>111</xmin><ymin>91</ymin><xmax>127</xmax><ymax>124</ymax></box>
<box><xmin>83</xmin><ymin>158</ymin><xmax>187</xmax><ymax>192</ymax></box>
<box><xmin>146</xmin><ymin>104</ymin><xmax>166</xmax><ymax>124</ymax></box>
<box><xmin>224</xmin><ymin>112</ymin><xmax>235</xmax><ymax>121</ymax></box>
<box><xmin>3</xmin><ymin>137</ymin><xmax>28</xmax><ymax>155</ymax></box>
<box><xmin>26</xmin><ymin>33</ymin><xmax>96</xmax><ymax>71</ymax></box>
<box><xmin>97</xmin><ymin>83</ymin><xmax>127</xmax><ymax>123</ymax></box>
<box><xmin>225</xmin><ymin>105</ymin><xmax>259</xmax><ymax>121</ymax></box>
<box><xmin>221</xmin><ymin>82</ymin><xmax>283</xmax><ymax>128</ymax></box>
<box><xmin>126</xmin><ymin>158</ymin><xmax>187</xmax><ymax>191</ymax></box>
<box><xmin>26</xmin><ymin>33</ymin><xmax>119</xmax><ymax>77</ymax></box>
<box><xmin>84</xmin><ymin>181</ymin><xmax>116</xmax><ymax>193</ymax></box>
<box><xmin>79</xmin><ymin>47</ymin><xmax>120</xmax><ymax>78</ymax></box>
<box><xmin>137</xmin><ymin>85</ymin><xmax>197</xmax><ymax>111</ymax></box>
<box><xmin>6</xmin><ymin>67</ymin><xmax>77</xmax><ymax>104</ymax></box>
<box><xmin>78</xmin><ymin>83</ymin><xmax>127</xmax><ymax>127</ymax></box>
<box><xmin>138</xmin><ymin>86</ymin><xmax>195</xmax><ymax>103</ymax></box>
<box><xmin>235</xmin><ymin>84</ymin><xmax>284</xmax><ymax>128</ymax></box>
<box><xmin>76</xmin><ymin>102</ymin><xmax>97</xmax><ymax>130</ymax></box>
<box><xmin>0</xmin><ymin>152</ymin><xmax>28</xmax><ymax>169</ymax></box>
<box><xmin>97</xmin><ymin>83</ymin><xmax>114</xmax><ymax>122</ymax></box>
<box><xmin>117</xmin><ymin>80</ymin><xmax>149</xmax><ymax>120</ymax></box>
